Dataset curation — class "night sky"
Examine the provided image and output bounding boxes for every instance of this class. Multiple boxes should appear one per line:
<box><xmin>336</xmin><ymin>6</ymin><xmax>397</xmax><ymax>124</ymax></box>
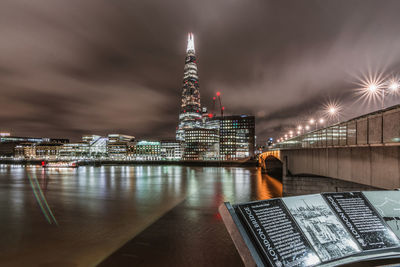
<box><xmin>1</xmin><ymin>0</ymin><xmax>400</xmax><ymax>143</ymax></box>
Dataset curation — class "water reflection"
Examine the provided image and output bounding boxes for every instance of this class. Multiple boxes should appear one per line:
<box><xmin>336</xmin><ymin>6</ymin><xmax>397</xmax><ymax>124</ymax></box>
<box><xmin>26</xmin><ymin>170</ymin><xmax>58</xmax><ymax>225</ymax></box>
<box><xmin>0</xmin><ymin>165</ymin><xmax>281</xmax><ymax>266</ymax></box>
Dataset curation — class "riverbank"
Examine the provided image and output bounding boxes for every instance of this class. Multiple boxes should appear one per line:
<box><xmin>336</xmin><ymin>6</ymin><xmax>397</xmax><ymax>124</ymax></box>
<box><xmin>0</xmin><ymin>159</ymin><xmax>258</xmax><ymax>167</ymax></box>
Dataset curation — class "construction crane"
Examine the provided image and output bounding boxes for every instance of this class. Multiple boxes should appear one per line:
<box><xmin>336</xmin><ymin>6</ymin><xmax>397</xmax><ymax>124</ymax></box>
<box><xmin>216</xmin><ymin>91</ymin><xmax>224</xmax><ymax>117</ymax></box>
<box><xmin>209</xmin><ymin>96</ymin><xmax>216</xmax><ymax>118</ymax></box>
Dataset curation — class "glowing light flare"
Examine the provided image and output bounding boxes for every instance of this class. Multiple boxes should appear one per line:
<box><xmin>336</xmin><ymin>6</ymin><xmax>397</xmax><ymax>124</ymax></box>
<box><xmin>319</xmin><ymin>118</ymin><xmax>324</xmax><ymax>124</ymax></box>
<box><xmin>297</xmin><ymin>125</ymin><xmax>302</xmax><ymax>130</ymax></box>
<box><xmin>389</xmin><ymin>81</ymin><xmax>400</xmax><ymax>92</ymax></box>
<box><xmin>309</xmin><ymin>118</ymin><xmax>315</xmax><ymax>124</ymax></box>
<box><xmin>354</xmin><ymin>70</ymin><xmax>386</xmax><ymax>105</ymax></box>
<box><xmin>216</xmin><ymin>92</ymin><xmax>221</xmax><ymax>96</ymax></box>
<box><xmin>368</xmin><ymin>83</ymin><xmax>378</xmax><ymax>92</ymax></box>
<box><xmin>323</xmin><ymin>100</ymin><xmax>342</xmax><ymax>123</ymax></box>
<box><xmin>305</xmin><ymin>125</ymin><xmax>310</xmax><ymax>130</ymax></box>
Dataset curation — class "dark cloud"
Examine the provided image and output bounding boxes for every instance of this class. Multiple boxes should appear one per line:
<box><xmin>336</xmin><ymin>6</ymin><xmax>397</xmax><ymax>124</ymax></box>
<box><xmin>0</xmin><ymin>0</ymin><xmax>399</xmax><ymax>143</ymax></box>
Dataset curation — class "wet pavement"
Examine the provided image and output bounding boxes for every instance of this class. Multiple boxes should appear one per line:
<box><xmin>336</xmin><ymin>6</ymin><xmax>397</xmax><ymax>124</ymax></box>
<box><xmin>0</xmin><ymin>165</ymin><xmax>281</xmax><ymax>267</ymax></box>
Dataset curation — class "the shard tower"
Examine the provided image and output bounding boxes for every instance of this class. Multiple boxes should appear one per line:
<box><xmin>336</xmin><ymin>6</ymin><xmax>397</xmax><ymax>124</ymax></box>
<box><xmin>176</xmin><ymin>33</ymin><xmax>202</xmax><ymax>141</ymax></box>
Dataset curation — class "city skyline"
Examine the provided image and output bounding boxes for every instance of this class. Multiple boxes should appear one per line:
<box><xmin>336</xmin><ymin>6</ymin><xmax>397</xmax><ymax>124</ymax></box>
<box><xmin>1</xmin><ymin>1</ymin><xmax>400</xmax><ymax>142</ymax></box>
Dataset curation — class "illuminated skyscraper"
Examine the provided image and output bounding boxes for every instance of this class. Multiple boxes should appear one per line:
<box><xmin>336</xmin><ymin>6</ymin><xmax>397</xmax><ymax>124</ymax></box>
<box><xmin>176</xmin><ymin>33</ymin><xmax>202</xmax><ymax>141</ymax></box>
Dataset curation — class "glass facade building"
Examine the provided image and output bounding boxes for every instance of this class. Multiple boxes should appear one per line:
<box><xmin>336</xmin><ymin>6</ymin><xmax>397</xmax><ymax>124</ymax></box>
<box><xmin>183</xmin><ymin>128</ymin><xmax>219</xmax><ymax>160</ymax></box>
<box><xmin>160</xmin><ymin>140</ymin><xmax>182</xmax><ymax>160</ymax></box>
<box><xmin>214</xmin><ymin>115</ymin><xmax>255</xmax><ymax>160</ymax></box>
<box><xmin>176</xmin><ymin>33</ymin><xmax>202</xmax><ymax>141</ymax></box>
<box><xmin>130</xmin><ymin>141</ymin><xmax>161</xmax><ymax>160</ymax></box>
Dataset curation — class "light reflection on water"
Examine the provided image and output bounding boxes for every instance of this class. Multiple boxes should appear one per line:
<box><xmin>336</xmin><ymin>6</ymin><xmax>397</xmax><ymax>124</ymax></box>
<box><xmin>0</xmin><ymin>165</ymin><xmax>281</xmax><ymax>266</ymax></box>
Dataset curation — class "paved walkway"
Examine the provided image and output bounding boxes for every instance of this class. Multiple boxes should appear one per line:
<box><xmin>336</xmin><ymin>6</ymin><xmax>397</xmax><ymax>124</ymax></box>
<box><xmin>99</xmin><ymin>198</ymin><xmax>244</xmax><ymax>266</ymax></box>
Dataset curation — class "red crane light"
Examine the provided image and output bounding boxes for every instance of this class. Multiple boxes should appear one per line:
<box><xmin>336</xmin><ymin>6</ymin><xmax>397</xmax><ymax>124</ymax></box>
<box><xmin>208</xmin><ymin>113</ymin><xmax>213</xmax><ymax>118</ymax></box>
<box><xmin>222</xmin><ymin>106</ymin><xmax>225</xmax><ymax>110</ymax></box>
<box><xmin>216</xmin><ymin>92</ymin><xmax>221</xmax><ymax>96</ymax></box>
<box><xmin>213</xmin><ymin>97</ymin><xmax>216</xmax><ymax>100</ymax></box>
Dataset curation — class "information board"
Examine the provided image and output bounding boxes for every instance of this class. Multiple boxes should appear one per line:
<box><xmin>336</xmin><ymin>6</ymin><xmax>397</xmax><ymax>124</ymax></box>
<box><xmin>237</xmin><ymin>199</ymin><xmax>321</xmax><ymax>267</ymax></box>
<box><xmin>323</xmin><ymin>192</ymin><xmax>400</xmax><ymax>250</ymax></box>
<box><xmin>224</xmin><ymin>191</ymin><xmax>400</xmax><ymax>267</ymax></box>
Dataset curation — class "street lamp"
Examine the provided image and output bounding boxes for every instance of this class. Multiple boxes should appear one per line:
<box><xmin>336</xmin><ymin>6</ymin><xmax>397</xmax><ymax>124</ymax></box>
<box><xmin>309</xmin><ymin>118</ymin><xmax>318</xmax><ymax>130</ymax></box>
<box><xmin>382</xmin><ymin>79</ymin><xmax>400</xmax><ymax>108</ymax></box>
<box><xmin>324</xmin><ymin>101</ymin><xmax>342</xmax><ymax>124</ymax></box>
<box><xmin>389</xmin><ymin>81</ymin><xmax>399</xmax><ymax>92</ymax></box>
<box><xmin>368</xmin><ymin>83</ymin><xmax>378</xmax><ymax>93</ymax></box>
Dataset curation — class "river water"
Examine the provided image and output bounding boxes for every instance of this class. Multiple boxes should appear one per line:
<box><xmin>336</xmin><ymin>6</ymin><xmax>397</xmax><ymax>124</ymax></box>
<box><xmin>0</xmin><ymin>165</ymin><xmax>282</xmax><ymax>267</ymax></box>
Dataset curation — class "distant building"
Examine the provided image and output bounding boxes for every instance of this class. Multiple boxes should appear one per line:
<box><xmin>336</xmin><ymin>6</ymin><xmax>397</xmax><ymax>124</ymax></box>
<box><xmin>58</xmin><ymin>143</ymin><xmax>89</xmax><ymax>159</ymax></box>
<box><xmin>108</xmin><ymin>142</ymin><xmax>129</xmax><ymax>159</ymax></box>
<box><xmin>0</xmin><ymin>134</ymin><xmax>68</xmax><ymax>157</ymax></box>
<box><xmin>107</xmin><ymin>134</ymin><xmax>135</xmax><ymax>143</ymax></box>
<box><xmin>107</xmin><ymin>134</ymin><xmax>135</xmax><ymax>159</ymax></box>
<box><xmin>82</xmin><ymin>135</ymin><xmax>108</xmax><ymax>158</ymax></box>
<box><xmin>183</xmin><ymin>128</ymin><xmax>219</xmax><ymax>160</ymax></box>
<box><xmin>14</xmin><ymin>144</ymin><xmax>35</xmax><ymax>159</ymax></box>
<box><xmin>130</xmin><ymin>141</ymin><xmax>161</xmax><ymax>160</ymax></box>
<box><xmin>160</xmin><ymin>140</ymin><xmax>182</xmax><ymax>160</ymax></box>
<box><xmin>214</xmin><ymin>115</ymin><xmax>255</xmax><ymax>160</ymax></box>
<box><xmin>176</xmin><ymin>33</ymin><xmax>203</xmax><ymax>141</ymax></box>
<box><xmin>33</xmin><ymin>143</ymin><xmax>64</xmax><ymax>159</ymax></box>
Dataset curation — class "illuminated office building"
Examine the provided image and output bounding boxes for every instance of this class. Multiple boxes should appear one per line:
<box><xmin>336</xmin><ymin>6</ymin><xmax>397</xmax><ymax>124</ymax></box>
<box><xmin>0</xmin><ymin>133</ymin><xmax>68</xmax><ymax>157</ymax></box>
<box><xmin>160</xmin><ymin>140</ymin><xmax>182</xmax><ymax>160</ymax></box>
<box><xmin>58</xmin><ymin>143</ymin><xmax>90</xmax><ymax>159</ymax></box>
<box><xmin>176</xmin><ymin>33</ymin><xmax>202</xmax><ymax>141</ymax></box>
<box><xmin>107</xmin><ymin>134</ymin><xmax>135</xmax><ymax>159</ymax></box>
<box><xmin>15</xmin><ymin>143</ymin><xmax>63</xmax><ymax>159</ymax></box>
<box><xmin>130</xmin><ymin>141</ymin><xmax>161</xmax><ymax>160</ymax></box>
<box><xmin>183</xmin><ymin>128</ymin><xmax>219</xmax><ymax>160</ymax></box>
<box><xmin>107</xmin><ymin>134</ymin><xmax>135</xmax><ymax>143</ymax></box>
<box><xmin>216</xmin><ymin>115</ymin><xmax>255</xmax><ymax>160</ymax></box>
<box><xmin>82</xmin><ymin>135</ymin><xmax>108</xmax><ymax>158</ymax></box>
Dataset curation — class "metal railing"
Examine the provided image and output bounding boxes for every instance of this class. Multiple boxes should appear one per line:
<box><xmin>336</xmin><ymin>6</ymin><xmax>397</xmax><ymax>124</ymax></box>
<box><xmin>275</xmin><ymin>104</ymin><xmax>400</xmax><ymax>150</ymax></box>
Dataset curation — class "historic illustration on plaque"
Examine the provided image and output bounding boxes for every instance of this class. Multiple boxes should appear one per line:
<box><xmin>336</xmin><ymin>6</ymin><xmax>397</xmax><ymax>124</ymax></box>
<box><xmin>364</xmin><ymin>191</ymin><xmax>400</xmax><ymax>240</ymax></box>
<box><xmin>283</xmin><ymin>194</ymin><xmax>360</xmax><ymax>262</ymax></box>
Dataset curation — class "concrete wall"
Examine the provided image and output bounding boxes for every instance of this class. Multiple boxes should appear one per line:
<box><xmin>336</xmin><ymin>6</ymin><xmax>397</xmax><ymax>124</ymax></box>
<box><xmin>281</xmin><ymin>145</ymin><xmax>400</xmax><ymax>189</ymax></box>
<box><xmin>283</xmin><ymin>175</ymin><xmax>379</xmax><ymax>197</ymax></box>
